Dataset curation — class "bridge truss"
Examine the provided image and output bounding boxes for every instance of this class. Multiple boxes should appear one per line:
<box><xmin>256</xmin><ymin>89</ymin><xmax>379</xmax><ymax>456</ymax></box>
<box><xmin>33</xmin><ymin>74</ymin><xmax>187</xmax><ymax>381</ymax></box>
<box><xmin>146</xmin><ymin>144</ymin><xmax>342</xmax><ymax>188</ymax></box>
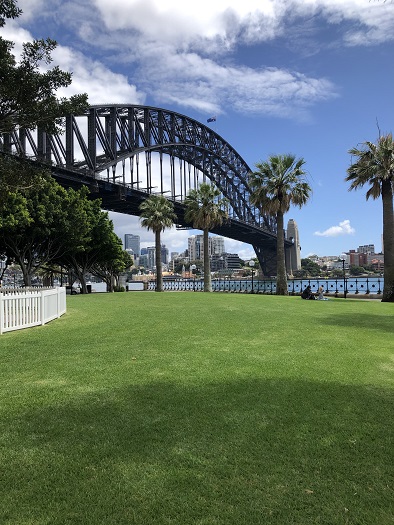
<box><xmin>1</xmin><ymin>104</ymin><xmax>290</xmax><ymax>274</ymax></box>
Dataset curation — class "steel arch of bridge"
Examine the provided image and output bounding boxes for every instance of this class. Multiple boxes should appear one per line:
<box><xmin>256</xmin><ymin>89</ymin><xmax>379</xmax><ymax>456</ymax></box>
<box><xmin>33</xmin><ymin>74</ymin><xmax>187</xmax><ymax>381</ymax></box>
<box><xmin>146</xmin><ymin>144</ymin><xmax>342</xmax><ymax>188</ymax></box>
<box><xmin>1</xmin><ymin>104</ymin><xmax>288</xmax><ymax>274</ymax></box>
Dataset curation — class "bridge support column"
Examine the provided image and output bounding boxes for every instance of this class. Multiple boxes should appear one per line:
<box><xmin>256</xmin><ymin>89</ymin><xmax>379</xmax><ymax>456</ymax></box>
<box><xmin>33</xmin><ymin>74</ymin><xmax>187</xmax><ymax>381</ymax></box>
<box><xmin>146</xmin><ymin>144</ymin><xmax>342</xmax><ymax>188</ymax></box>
<box><xmin>253</xmin><ymin>244</ymin><xmax>277</xmax><ymax>277</ymax></box>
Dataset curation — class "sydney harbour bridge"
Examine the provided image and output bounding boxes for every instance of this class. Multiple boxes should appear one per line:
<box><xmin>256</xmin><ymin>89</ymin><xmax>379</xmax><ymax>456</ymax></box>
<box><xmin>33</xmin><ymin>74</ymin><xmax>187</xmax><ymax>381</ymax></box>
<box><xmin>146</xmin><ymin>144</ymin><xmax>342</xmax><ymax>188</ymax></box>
<box><xmin>1</xmin><ymin>104</ymin><xmax>293</xmax><ymax>275</ymax></box>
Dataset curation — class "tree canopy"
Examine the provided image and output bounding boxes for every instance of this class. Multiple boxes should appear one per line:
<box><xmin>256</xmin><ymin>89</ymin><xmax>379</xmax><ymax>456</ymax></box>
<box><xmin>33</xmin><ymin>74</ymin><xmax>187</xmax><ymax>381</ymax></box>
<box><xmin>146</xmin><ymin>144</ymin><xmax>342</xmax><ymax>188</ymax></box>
<box><xmin>0</xmin><ymin>166</ymin><xmax>70</xmax><ymax>285</ymax></box>
<box><xmin>0</xmin><ymin>0</ymin><xmax>88</xmax><ymax>134</ymax></box>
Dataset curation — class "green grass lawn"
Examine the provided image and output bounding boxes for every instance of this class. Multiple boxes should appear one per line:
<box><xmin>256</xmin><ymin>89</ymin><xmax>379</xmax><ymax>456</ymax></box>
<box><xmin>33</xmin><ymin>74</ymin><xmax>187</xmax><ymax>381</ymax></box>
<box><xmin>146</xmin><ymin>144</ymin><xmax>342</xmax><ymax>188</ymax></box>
<box><xmin>0</xmin><ymin>292</ymin><xmax>393</xmax><ymax>525</ymax></box>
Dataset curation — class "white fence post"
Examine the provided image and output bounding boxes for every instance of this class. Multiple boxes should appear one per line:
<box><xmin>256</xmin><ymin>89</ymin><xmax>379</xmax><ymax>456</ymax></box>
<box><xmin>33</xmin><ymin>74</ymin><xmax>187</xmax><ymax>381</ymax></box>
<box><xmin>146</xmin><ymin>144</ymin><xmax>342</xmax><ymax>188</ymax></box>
<box><xmin>41</xmin><ymin>289</ymin><xmax>45</xmax><ymax>325</ymax></box>
<box><xmin>0</xmin><ymin>294</ymin><xmax>3</xmax><ymax>335</ymax></box>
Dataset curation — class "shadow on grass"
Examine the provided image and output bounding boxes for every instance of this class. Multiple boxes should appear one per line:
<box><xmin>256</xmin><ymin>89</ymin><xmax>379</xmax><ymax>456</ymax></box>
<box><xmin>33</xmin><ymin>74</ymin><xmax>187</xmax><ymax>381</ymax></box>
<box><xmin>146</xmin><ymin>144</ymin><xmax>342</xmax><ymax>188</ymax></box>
<box><xmin>1</xmin><ymin>378</ymin><xmax>393</xmax><ymax>525</ymax></box>
<box><xmin>323</xmin><ymin>311</ymin><xmax>394</xmax><ymax>334</ymax></box>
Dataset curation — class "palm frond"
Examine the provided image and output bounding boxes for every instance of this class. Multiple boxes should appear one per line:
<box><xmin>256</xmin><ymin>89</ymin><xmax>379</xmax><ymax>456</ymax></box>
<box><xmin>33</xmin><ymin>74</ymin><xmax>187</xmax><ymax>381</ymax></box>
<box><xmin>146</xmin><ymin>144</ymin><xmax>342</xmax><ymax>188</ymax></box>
<box><xmin>249</xmin><ymin>154</ymin><xmax>311</xmax><ymax>215</ymax></box>
<box><xmin>139</xmin><ymin>195</ymin><xmax>176</xmax><ymax>233</ymax></box>
<box><xmin>346</xmin><ymin>133</ymin><xmax>394</xmax><ymax>200</ymax></box>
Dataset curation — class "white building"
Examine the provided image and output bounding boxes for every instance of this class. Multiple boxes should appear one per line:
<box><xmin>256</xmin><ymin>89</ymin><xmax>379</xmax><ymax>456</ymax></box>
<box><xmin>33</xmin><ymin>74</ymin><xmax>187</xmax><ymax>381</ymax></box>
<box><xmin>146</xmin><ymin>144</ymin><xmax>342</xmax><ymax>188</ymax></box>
<box><xmin>211</xmin><ymin>236</ymin><xmax>225</xmax><ymax>256</ymax></box>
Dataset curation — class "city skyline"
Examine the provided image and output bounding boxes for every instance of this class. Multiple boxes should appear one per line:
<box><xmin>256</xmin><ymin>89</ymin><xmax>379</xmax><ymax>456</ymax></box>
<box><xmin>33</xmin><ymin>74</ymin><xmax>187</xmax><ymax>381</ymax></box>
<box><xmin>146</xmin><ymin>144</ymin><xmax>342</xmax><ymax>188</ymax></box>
<box><xmin>7</xmin><ymin>0</ymin><xmax>393</xmax><ymax>259</ymax></box>
<box><xmin>122</xmin><ymin>228</ymin><xmax>382</xmax><ymax>266</ymax></box>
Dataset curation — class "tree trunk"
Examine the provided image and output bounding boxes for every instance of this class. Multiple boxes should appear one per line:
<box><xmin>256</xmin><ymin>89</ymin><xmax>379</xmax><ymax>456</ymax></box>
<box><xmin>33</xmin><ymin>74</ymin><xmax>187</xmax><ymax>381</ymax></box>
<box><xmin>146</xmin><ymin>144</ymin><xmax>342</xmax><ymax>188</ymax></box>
<box><xmin>381</xmin><ymin>179</ymin><xmax>394</xmax><ymax>302</ymax></box>
<box><xmin>276</xmin><ymin>210</ymin><xmax>288</xmax><ymax>295</ymax></box>
<box><xmin>106</xmin><ymin>275</ymin><xmax>115</xmax><ymax>292</ymax></box>
<box><xmin>74</xmin><ymin>266</ymin><xmax>87</xmax><ymax>293</ymax></box>
<box><xmin>155</xmin><ymin>230</ymin><xmax>163</xmax><ymax>292</ymax></box>
<box><xmin>79</xmin><ymin>275</ymin><xmax>88</xmax><ymax>294</ymax></box>
<box><xmin>203</xmin><ymin>228</ymin><xmax>212</xmax><ymax>292</ymax></box>
<box><xmin>20</xmin><ymin>263</ymin><xmax>32</xmax><ymax>287</ymax></box>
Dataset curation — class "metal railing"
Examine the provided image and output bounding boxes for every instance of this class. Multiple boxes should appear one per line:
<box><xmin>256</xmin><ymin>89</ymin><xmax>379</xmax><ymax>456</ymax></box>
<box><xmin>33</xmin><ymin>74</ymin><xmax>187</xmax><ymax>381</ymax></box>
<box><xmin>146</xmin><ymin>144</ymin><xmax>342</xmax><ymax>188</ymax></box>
<box><xmin>147</xmin><ymin>277</ymin><xmax>383</xmax><ymax>295</ymax></box>
<box><xmin>0</xmin><ymin>287</ymin><xmax>67</xmax><ymax>334</ymax></box>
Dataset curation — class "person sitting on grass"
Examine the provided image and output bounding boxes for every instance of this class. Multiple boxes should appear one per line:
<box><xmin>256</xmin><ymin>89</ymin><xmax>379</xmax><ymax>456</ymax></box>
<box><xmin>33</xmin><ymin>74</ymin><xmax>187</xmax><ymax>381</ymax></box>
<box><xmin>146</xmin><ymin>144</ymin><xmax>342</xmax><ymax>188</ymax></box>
<box><xmin>301</xmin><ymin>285</ymin><xmax>315</xmax><ymax>300</ymax></box>
<box><xmin>316</xmin><ymin>285</ymin><xmax>329</xmax><ymax>300</ymax></box>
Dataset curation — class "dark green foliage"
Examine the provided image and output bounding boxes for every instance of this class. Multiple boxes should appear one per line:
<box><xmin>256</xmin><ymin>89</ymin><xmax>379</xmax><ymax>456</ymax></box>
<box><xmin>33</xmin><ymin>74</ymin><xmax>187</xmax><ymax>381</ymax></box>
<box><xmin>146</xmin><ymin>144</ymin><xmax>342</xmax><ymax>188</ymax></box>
<box><xmin>0</xmin><ymin>0</ymin><xmax>21</xmax><ymax>27</ymax></box>
<box><xmin>0</xmin><ymin>167</ymin><xmax>70</xmax><ymax>285</ymax></box>
<box><xmin>349</xmin><ymin>265</ymin><xmax>366</xmax><ymax>276</ymax></box>
<box><xmin>301</xmin><ymin>258</ymin><xmax>321</xmax><ymax>276</ymax></box>
<box><xmin>59</xmin><ymin>198</ymin><xmax>123</xmax><ymax>293</ymax></box>
<box><xmin>0</xmin><ymin>0</ymin><xmax>88</xmax><ymax>134</ymax></box>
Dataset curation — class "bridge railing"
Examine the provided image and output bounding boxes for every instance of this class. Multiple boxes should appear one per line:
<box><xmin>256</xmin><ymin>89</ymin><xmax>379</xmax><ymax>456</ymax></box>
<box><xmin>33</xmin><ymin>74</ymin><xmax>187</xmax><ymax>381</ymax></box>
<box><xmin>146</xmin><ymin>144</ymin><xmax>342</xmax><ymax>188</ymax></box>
<box><xmin>0</xmin><ymin>287</ymin><xmax>67</xmax><ymax>334</ymax></box>
<box><xmin>146</xmin><ymin>277</ymin><xmax>383</xmax><ymax>296</ymax></box>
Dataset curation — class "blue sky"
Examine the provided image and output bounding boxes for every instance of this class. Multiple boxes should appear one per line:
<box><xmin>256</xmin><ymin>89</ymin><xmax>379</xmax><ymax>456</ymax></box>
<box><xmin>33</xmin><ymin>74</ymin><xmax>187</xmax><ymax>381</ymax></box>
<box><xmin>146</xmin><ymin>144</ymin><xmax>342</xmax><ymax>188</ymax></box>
<box><xmin>4</xmin><ymin>0</ymin><xmax>393</xmax><ymax>259</ymax></box>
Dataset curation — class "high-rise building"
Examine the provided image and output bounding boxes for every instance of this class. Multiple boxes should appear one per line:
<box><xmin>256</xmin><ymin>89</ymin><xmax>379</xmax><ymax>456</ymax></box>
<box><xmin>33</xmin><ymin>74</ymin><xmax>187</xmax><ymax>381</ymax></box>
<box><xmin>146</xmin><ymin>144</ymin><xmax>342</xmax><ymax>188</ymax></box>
<box><xmin>188</xmin><ymin>234</ymin><xmax>212</xmax><ymax>261</ymax></box>
<box><xmin>211</xmin><ymin>236</ymin><xmax>225</xmax><ymax>256</ymax></box>
<box><xmin>161</xmin><ymin>244</ymin><xmax>169</xmax><ymax>265</ymax></box>
<box><xmin>286</xmin><ymin>219</ymin><xmax>301</xmax><ymax>271</ymax></box>
<box><xmin>139</xmin><ymin>254</ymin><xmax>149</xmax><ymax>269</ymax></box>
<box><xmin>147</xmin><ymin>246</ymin><xmax>156</xmax><ymax>270</ymax></box>
<box><xmin>124</xmin><ymin>234</ymin><xmax>140</xmax><ymax>257</ymax></box>
<box><xmin>357</xmin><ymin>244</ymin><xmax>375</xmax><ymax>255</ymax></box>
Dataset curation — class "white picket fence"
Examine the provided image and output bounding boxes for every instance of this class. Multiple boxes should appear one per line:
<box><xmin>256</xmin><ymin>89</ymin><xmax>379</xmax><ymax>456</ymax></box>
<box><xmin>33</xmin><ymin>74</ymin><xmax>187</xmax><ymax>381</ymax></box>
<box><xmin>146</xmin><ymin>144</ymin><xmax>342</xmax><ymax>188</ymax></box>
<box><xmin>0</xmin><ymin>287</ymin><xmax>67</xmax><ymax>334</ymax></box>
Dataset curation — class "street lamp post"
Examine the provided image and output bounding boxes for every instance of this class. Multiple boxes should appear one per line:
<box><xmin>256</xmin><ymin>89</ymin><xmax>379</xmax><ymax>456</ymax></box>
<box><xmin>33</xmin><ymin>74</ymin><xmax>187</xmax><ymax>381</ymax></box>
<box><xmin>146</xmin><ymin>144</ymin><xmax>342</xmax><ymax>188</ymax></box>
<box><xmin>340</xmin><ymin>254</ymin><xmax>347</xmax><ymax>299</ymax></box>
<box><xmin>249</xmin><ymin>260</ymin><xmax>255</xmax><ymax>293</ymax></box>
<box><xmin>190</xmin><ymin>264</ymin><xmax>196</xmax><ymax>292</ymax></box>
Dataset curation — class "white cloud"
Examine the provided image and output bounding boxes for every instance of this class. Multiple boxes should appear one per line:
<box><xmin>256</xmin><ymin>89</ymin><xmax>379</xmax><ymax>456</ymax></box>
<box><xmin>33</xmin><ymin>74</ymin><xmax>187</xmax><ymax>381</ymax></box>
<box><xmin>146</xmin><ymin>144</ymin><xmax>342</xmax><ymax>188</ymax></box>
<box><xmin>137</xmin><ymin>49</ymin><xmax>336</xmax><ymax>118</ymax></box>
<box><xmin>92</xmin><ymin>0</ymin><xmax>282</xmax><ymax>49</ymax></box>
<box><xmin>7</xmin><ymin>0</ymin><xmax>393</xmax><ymax>121</ymax></box>
<box><xmin>14</xmin><ymin>0</ymin><xmax>47</xmax><ymax>21</ymax></box>
<box><xmin>90</xmin><ymin>0</ymin><xmax>394</xmax><ymax>49</ymax></box>
<box><xmin>314</xmin><ymin>219</ymin><xmax>355</xmax><ymax>237</ymax></box>
<box><xmin>51</xmin><ymin>46</ymin><xmax>145</xmax><ymax>105</ymax></box>
<box><xmin>2</xmin><ymin>23</ymin><xmax>145</xmax><ymax>106</ymax></box>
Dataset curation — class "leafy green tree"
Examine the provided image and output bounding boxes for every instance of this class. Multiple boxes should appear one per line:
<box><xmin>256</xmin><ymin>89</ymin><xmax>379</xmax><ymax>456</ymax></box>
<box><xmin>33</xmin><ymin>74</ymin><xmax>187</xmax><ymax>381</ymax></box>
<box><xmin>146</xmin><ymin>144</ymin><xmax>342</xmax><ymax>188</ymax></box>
<box><xmin>349</xmin><ymin>265</ymin><xmax>365</xmax><ymax>276</ymax></box>
<box><xmin>59</xmin><ymin>199</ymin><xmax>120</xmax><ymax>294</ymax></box>
<box><xmin>90</xmin><ymin>241</ymin><xmax>133</xmax><ymax>292</ymax></box>
<box><xmin>249</xmin><ymin>154</ymin><xmax>311</xmax><ymax>295</ymax></box>
<box><xmin>0</xmin><ymin>1</ymin><xmax>88</xmax><ymax>134</ymax></box>
<box><xmin>301</xmin><ymin>258</ymin><xmax>321</xmax><ymax>277</ymax></box>
<box><xmin>293</xmin><ymin>269</ymin><xmax>308</xmax><ymax>279</ymax></box>
<box><xmin>347</xmin><ymin>133</ymin><xmax>394</xmax><ymax>302</ymax></box>
<box><xmin>0</xmin><ymin>0</ymin><xmax>21</xmax><ymax>26</ymax></box>
<box><xmin>139</xmin><ymin>195</ymin><xmax>176</xmax><ymax>292</ymax></box>
<box><xmin>0</xmin><ymin>155</ymin><xmax>39</xmax><ymax>229</ymax></box>
<box><xmin>0</xmin><ymin>171</ymin><xmax>71</xmax><ymax>285</ymax></box>
<box><xmin>0</xmin><ymin>0</ymin><xmax>88</xmax><ymax>224</ymax></box>
<box><xmin>185</xmin><ymin>183</ymin><xmax>228</xmax><ymax>292</ymax></box>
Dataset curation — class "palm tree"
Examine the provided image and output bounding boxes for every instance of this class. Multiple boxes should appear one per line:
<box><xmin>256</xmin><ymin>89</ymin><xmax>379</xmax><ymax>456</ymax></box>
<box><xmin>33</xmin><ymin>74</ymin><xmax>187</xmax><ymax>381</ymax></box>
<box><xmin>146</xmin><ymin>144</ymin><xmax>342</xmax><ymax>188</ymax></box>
<box><xmin>185</xmin><ymin>183</ymin><xmax>228</xmax><ymax>292</ymax></box>
<box><xmin>139</xmin><ymin>195</ymin><xmax>177</xmax><ymax>292</ymax></box>
<box><xmin>249</xmin><ymin>154</ymin><xmax>311</xmax><ymax>295</ymax></box>
<box><xmin>346</xmin><ymin>134</ymin><xmax>394</xmax><ymax>302</ymax></box>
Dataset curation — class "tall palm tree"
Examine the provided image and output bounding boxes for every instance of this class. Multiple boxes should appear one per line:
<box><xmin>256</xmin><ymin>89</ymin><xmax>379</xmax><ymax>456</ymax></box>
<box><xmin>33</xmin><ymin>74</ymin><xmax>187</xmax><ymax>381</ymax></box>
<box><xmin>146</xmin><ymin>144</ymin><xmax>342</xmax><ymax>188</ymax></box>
<box><xmin>346</xmin><ymin>133</ymin><xmax>394</xmax><ymax>302</ymax></box>
<box><xmin>249</xmin><ymin>154</ymin><xmax>311</xmax><ymax>295</ymax></box>
<box><xmin>139</xmin><ymin>195</ymin><xmax>177</xmax><ymax>292</ymax></box>
<box><xmin>185</xmin><ymin>183</ymin><xmax>228</xmax><ymax>292</ymax></box>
